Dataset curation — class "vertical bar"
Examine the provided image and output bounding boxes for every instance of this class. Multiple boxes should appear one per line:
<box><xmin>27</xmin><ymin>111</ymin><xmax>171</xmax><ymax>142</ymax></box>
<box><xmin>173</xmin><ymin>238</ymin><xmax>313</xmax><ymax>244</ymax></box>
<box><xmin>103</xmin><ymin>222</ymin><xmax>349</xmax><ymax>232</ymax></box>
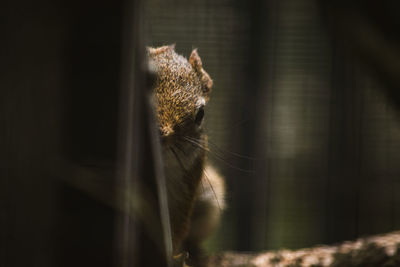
<box><xmin>115</xmin><ymin>0</ymin><xmax>171</xmax><ymax>265</ymax></box>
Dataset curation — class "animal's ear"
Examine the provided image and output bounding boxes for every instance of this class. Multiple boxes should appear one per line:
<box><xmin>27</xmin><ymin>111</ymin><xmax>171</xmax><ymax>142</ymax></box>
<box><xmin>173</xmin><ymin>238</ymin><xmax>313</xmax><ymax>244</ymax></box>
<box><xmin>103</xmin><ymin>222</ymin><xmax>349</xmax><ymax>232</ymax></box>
<box><xmin>189</xmin><ymin>49</ymin><xmax>202</xmax><ymax>71</ymax></box>
<box><xmin>147</xmin><ymin>44</ymin><xmax>175</xmax><ymax>56</ymax></box>
<box><xmin>189</xmin><ymin>49</ymin><xmax>213</xmax><ymax>95</ymax></box>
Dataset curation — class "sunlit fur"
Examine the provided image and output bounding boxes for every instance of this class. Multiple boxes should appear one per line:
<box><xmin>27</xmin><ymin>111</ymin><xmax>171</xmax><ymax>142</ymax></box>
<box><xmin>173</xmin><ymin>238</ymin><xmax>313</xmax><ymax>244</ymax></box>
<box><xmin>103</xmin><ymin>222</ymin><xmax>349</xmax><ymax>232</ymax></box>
<box><xmin>148</xmin><ymin>45</ymin><xmax>224</xmax><ymax>258</ymax></box>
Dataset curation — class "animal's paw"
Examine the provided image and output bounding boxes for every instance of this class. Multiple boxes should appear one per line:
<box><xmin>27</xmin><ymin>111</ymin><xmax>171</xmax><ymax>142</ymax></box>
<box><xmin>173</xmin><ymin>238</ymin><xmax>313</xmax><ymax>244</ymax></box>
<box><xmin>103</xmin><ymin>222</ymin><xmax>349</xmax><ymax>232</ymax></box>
<box><xmin>173</xmin><ymin>251</ymin><xmax>191</xmax><ymax>267</ymax></box>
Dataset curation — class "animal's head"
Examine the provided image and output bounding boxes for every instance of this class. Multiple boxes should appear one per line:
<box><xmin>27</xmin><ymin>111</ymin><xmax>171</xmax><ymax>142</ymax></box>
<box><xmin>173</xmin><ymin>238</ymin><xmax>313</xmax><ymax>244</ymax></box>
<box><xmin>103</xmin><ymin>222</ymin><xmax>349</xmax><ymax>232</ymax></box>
<box><xmin>147</xmin><ymin>45</ymin><xmax>213</xmax><ymax>144</ymax></box>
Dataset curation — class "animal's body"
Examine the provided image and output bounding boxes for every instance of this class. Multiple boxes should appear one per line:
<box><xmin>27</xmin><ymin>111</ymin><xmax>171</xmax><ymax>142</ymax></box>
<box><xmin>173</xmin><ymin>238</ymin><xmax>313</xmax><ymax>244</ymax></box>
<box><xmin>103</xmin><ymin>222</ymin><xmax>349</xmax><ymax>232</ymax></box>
<box><xmin>148</xmin><ymin>45</ymin><xmax>225</xmax><ymax>266</ymax></box>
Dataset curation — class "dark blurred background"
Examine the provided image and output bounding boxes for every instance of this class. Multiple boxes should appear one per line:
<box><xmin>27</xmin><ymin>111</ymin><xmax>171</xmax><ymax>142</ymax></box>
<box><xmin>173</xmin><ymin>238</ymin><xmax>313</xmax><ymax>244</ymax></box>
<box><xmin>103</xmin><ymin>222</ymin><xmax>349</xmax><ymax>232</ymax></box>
<box><xmin>144</xmin><ymin>0</ymin><xmax>400</xmax><ymax>252</ymax></box>
<box><xmin>2</xmin><ymin>0</ymin><xmax>400</xmax><ymax>266</ymax></box>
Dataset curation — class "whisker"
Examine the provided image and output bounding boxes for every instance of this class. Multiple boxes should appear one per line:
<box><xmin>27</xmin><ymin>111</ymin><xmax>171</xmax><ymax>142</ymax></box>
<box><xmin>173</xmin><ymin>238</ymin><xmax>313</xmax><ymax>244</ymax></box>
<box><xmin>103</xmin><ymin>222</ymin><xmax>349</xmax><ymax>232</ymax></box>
<box><xmin>200</xmin><ymin>177</ymin><xmax>205</xmax><ymax>193</ymax></box>
<box><xmin>170</xmin><ymin>147</ymin><xmax>187</xmax><ymax>172</ymax></box>
<box><xmin>174</xmin><ymin>142</ymin><xmax>187</xmax><ymax>156</ymax></box>
<box><xmin>183</xmin><ymin>136</ymin><xmax>254</xmax><ymax>173</ymax></box>
<box><xmin>182</xmin><ymin>136</ymin><xmax>210</xmax><ymax>152</ymax></box>
<box><xmin>186</xmin><ymin>135</ymin><xmax>257</xmax><ymax>160</ymax></box>
<box><xmin>203</xmin><ymin>169</ymin><xmax>223</xmax><ymax>213</ymax></box>
<box><xmin>208</xmin><ymin>140</ymin><xmax>258</xmax><ymax>160</ymax></box>
<box><xmin>209</xmin><ymin>154</ymin><xmax>254</xmax><ymax>173</ymax></box>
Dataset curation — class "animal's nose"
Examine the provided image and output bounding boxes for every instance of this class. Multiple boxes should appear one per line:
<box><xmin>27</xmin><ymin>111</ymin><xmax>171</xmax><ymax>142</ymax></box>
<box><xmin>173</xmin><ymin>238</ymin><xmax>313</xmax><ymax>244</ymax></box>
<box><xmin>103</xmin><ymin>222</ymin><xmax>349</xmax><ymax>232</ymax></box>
<box><xmin>160</xmin><ymin>125</ymin><xmax>174</xmax><ymax>137</ymax></box>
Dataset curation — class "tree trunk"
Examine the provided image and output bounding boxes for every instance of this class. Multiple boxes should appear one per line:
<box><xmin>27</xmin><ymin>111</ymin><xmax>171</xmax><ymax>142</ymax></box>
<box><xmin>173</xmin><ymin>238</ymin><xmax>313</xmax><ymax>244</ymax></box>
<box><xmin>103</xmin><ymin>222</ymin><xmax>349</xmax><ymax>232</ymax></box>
<box><xmin>209</xmin><ymin>231</ymin><xmax>400</xmax><ymax>267</ymax></box>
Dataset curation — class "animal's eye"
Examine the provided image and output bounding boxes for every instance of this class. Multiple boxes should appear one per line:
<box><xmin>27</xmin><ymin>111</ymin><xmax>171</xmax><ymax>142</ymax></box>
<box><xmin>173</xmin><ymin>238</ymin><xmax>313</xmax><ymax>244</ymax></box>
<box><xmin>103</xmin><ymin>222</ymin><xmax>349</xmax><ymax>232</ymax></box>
<box><xmin>194</xmin><ymin>106</ymin><xmax>205</xmax><ymax>125</ymax></box>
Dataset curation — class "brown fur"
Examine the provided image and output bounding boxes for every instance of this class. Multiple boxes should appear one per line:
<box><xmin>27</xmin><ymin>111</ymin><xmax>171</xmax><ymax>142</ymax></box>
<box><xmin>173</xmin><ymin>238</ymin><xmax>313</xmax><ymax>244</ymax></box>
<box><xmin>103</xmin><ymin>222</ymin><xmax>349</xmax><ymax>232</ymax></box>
<box><xmin>148</xmin><ymin>45</ymin><xmax>224</xmax><ymax>264</ymax></box>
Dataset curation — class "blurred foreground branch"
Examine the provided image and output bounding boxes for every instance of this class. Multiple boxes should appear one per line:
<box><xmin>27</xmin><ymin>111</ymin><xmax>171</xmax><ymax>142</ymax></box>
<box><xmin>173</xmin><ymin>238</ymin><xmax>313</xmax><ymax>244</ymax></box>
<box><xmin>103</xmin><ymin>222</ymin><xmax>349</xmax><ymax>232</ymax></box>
<box><xmin>209</xmin><ymin>231</ymin><xmax>400</xmax><ymax>266</ymax></box>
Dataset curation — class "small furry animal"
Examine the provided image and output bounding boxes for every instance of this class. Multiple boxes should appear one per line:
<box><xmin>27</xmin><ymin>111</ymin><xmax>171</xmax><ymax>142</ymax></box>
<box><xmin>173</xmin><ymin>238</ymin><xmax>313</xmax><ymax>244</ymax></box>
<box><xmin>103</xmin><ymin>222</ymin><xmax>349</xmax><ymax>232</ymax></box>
<box><xmin>148</xmin><ymin>45</ymin><xmax>225</xmax><ymax>265</ymax></box>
